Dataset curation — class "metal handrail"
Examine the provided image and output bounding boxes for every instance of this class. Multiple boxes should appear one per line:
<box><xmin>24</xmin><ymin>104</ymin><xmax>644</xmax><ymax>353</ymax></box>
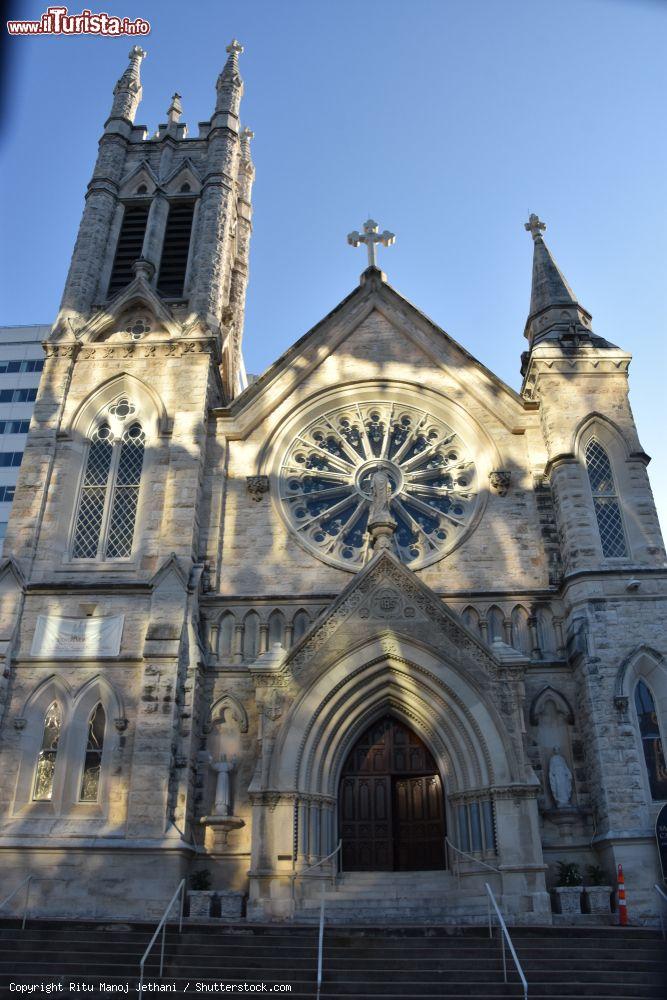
<box><xmin>290</xmin><ymin>840</ymin><xmax>342</xmax><ymax>900</ymax></box>
<box><xmin>445</xmin><ymin>836</ymin><xmax>501</xmax><ymax>872</ymax></box>
<box><xmin>138</xmin><ymin>879</ymin><xmax>186</xmax><ymax>992</ymax></box>
<box><xmin>445</xmin><ymin>836</ymin><xmax>500</xmax><ymax>889</ymax></box>
<box><xmin>290</xmin><ymin>842</ymin><xmax>342</xmax><ymax>1000</ymax></box>
<box><xmin>654</xmin><ymin>883</ymin><xmax>667</xmax><ymax>940</ymax></box>
<box><xmin>485</xmin><ymin>882</ymin><xmax>527</xmax><ymax>1000</ymax></box>
<box><xmin>0</xmin><ymin>876</ymin><xmax>65</xmax><ymax>930</ymax></box>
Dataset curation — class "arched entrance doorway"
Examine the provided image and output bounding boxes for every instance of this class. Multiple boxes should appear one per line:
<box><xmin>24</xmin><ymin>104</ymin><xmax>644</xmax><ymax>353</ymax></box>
<box><xmin>339</xmin><ymin>715</ymin><xmax>446</xmax><ymax>871</ymax></box>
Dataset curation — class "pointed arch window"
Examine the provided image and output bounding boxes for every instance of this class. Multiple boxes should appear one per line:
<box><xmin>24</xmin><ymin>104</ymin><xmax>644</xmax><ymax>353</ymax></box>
<box><xmin>585</xmin><ymin>439</ymin><xmax>627</xmax><ymax>558</ymax></box>
<box><xmin>33</xmin><ymin>702</ymin><xmax>62</xmax><ymax>801</ymax></box>
<box><xmin>72</xmin><ymin>412</ymin><xmax>145</xmax><ymax>560</ymax></box>
<box><xmin>635</xmin><ymin>680</ymin><xmax>667</xmax><ymax>800</ymax></box>
<box><xmin>79</xmin><ymin>704</ymin><xmax>106</xmax><ymax>802</ymax></box>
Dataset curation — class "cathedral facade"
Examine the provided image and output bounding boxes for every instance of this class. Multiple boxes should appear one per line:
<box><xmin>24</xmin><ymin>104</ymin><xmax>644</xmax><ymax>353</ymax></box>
<box><xmin>0</xmin><ymin>44</ymin><xmax>666</xmax><ymax>925</ymax></box>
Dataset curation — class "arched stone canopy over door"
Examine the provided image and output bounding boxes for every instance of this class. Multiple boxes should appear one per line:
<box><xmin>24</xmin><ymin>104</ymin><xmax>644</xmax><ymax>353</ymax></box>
<box><xmin>247</xmin><ymin>552</ymin><xmax>548</xmax><ymax>921</ymax></box>
<box><xmin>339</xmin><ymin>714</ymin><xmax>446</xmax><ymax>871</ymax></box>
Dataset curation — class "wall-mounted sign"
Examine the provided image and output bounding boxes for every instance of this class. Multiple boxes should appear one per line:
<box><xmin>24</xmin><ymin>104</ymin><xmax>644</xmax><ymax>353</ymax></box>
<box><xmin>30</xmin><ymin>615</ymin><xmax>124</xmax><ymax>658</ymax></box>
<box><xmin>656</xmin><ymin>803</ymin><xmax>667</xmax><ymax>884</ymax></box>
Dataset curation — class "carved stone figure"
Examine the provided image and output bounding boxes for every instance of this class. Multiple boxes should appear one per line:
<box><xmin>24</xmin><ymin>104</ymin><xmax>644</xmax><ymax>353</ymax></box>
<box><xmin>367</xmin><ymin>469</ymin><xmax>397</xmax><ymax>552</ymax></box>
<box><xmin>368</xmin><ymin>469</ymin><xmax>393</xmax><ymax>524</ymax></box>
<box><xmin>548</xmin><ymin>745</ymin><xmax>573</xmax><ymax>808</ymax></box>
<box><xmin>212</xmin><ymin>758</ymin><xmax>234</xmax><ymax>816</ymax></box>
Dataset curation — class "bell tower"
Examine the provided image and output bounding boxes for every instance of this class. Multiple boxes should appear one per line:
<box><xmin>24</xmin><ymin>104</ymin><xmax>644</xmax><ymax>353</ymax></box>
<box><xmin>56</xmin><ymin>41</ymin><xmax>254</xmax><ymax>400</ymax></box>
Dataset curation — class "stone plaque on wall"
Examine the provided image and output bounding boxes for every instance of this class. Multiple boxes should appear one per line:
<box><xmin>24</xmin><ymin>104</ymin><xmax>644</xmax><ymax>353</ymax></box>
<box><xmin>30</xmin><ymin>615</ymin><xmax>124</xmax><ymax>658</ymax></box>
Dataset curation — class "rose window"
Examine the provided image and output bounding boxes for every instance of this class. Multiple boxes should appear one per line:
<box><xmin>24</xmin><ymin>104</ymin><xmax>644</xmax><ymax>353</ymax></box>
<box><xmin>279</xmin><ymin>401</ymin><xmax>478</xmax><ymax>570</ymax></box>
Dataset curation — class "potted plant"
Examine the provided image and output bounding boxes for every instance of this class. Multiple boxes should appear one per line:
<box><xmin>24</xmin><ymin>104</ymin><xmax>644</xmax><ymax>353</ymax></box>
<box><xmin>188</xmin><ymin>868</ymin><xmax>215</xmax><ymax>919</ymax></box>
<box><xmin>552</xmin><ymin>861</ymin><xmax>583</xmax><ymax>915</ymax></box>
<box><xmin>583</xmin><ymin>864</ymin><xmax>613</xmax><ymax>915</ymax></box>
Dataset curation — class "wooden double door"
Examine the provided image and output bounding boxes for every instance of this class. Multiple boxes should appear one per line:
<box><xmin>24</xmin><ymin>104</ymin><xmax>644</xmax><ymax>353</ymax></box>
<box><xmin>339</xmin><ymin>715</ymin><xmax>446</xmax><ymax>871</ymax></box>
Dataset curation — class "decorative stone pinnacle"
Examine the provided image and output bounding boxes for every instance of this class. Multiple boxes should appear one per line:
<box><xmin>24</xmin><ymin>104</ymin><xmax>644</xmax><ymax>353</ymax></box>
<box><xmin>167</xmin><ymin>93</ymin><xmax>183</xmax><ymax>124</ymax></box>
<box><xmin>525</xmin><ymin>213</ymin><xmax>546</xmax><ymax>241</ymax></box>
<box><xmin>347</xmin><ymin>218</ymin><xmax>396</xmax><ymax>269</ymax></box>
<box><xmin>132</xmin><ymin>257</ymin><xmax>155</xmax><ymax>282</ymax></box>
<box><xmin>226</xmin><ymin>39</ymin><xmax>244</xmax><ymax>56</ymax></box>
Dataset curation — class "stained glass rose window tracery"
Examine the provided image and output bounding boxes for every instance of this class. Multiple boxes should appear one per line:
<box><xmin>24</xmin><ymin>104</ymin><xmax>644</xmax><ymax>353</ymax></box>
<box><xmin>278</xmin><ymin>401</ymin><xmax>478</xmax><ymax>570</ymax></box>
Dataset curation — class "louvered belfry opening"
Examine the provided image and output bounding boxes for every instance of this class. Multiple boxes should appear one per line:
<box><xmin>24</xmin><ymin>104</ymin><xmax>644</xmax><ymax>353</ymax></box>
<box><xmin>107</xmin><ymin>202</ymin><xmax>150</xmax><ymax>295</ymax></box>
<box><xmin>157</xmin><ymin>200</ymin><xmax>195</xmax><ymax>297</ymax></box>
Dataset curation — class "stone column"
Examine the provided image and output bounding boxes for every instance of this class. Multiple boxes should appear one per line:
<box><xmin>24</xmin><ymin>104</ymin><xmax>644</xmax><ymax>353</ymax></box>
<box><xmin>232</xmin><ymin>624</ymin><xmax>244</xmax><ymax>664</ymax></box>
<box><xmin>258</xmin><ymin>624</ymin><xmax>269</xmax><ymax>655</ymax></box>
<box><xmin>528</xmin><ymin>616</ymin><xmax>541</xmax><ymax>659</ymax></box>
<box><xmin>141</xmin><ymin>192</ymin><xmax>170</xmax><ymax>277</ymax></box>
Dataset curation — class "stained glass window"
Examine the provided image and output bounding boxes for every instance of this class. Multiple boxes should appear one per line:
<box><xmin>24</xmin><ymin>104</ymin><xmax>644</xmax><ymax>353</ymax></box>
<box><xmin>278</xmin><ymin>401</ymin><xmax>478</xmax><ymax>571</ymax></box>
<box><xmin>635</xmin><ymin>681</ymin><xmax>667</xmax><ymax>801</ymax></box>
<box><xmin>33</xmin><ymin>702</ymin><xmax>62</xmax><ymax>801</ymax></box>
<box><xmin>72</xmin><ymin>407</ymin><xmax>145</xmax><ymax>560</ymax></box>
<box><xmin>585</xmin><ymin>440</ymin><xmax>627</xmax><ymax>558</ymax></box>
<box><xmin>79</xmin><ymin>703</ymin><xmax>106</xmax><ymax>802</ymax></box>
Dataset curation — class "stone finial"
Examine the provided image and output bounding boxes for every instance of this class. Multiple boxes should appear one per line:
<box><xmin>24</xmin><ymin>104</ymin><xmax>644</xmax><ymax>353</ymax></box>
<box><xmin>524</xmin><ymin>213</ymin><xmax>546</xmax><ymax>241</ymax></box>
<box><xmin>108</xmin><ymin>46</ymin><xmax>147</xmax><ymax>128</ymax></box>
<box><xmin>215</xmin><ymin>39</ymin><xmax>244</xmax><ymax>118</ymax></box>
<box><xmin>348</xmin><ymin>218</ymin><xmax>396</xmax><ymax>270</ymax></box>
<box><xmin>167</xmin><ymin>92</ymin><xmax>183</xmax><ymax>125</ymax></box>
<box><xmin>226</xmin><ymin>38</ymin><xmax>244</xmax><ymax>57</ymax></box>
<box><xmin>240</xmin><ymin>127</ymin><xmax>255</xmax><ymax>159</ymax></box>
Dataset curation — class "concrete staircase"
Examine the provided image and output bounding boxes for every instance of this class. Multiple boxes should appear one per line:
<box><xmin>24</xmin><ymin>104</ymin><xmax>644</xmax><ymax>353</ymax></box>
<box><xmin>295</xmin><ymin>870</ymin><xmax>490</xmax><ymax>924</ymax></box>
<box><xmin>0</xmin><ymin>919</ymin><xmax>664</xmax><ymax>998</ymax></box>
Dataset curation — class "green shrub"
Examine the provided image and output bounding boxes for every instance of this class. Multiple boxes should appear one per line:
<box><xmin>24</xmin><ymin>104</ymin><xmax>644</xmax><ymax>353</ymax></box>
<box><xmin>190</xmin><ymin>869</ymin><xmax>212</xmax><ymax>891</ymax></box>
<box><xmin>586</xmin><ymin>864</ymin><xmax>608</xmax><ymax>886</ymax></box>
<box><xmin>556</xmin><ymin>861</ymin><xmax>583</xmax><ymax>887</ymax></box>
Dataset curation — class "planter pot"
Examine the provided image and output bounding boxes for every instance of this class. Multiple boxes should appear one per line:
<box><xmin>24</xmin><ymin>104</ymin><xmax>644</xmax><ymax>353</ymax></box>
<box><xmin>552</xmin><ymin>885</ymin><xmax>583</xmax><ymax>915</ymax></box>
<box><xmin>218</xmin><ymin>891</ymin><xmax>244</xmax><ymax>920</ymax></box>
<box><xmin>189</xmin><ymin>890</ymin><xmax>215</xmax><ymax>918</ymax></box>
<box><xmin>583</xmin><ymin>885</ymin><xmax>613</xmax><ymax>915</ymax></box>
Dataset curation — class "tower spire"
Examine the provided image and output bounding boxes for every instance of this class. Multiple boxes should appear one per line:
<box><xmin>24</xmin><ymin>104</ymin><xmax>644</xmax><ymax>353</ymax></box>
<box><xmin>106</xmin><ymin>45</ymin><xmax>146</xmax><ymax>133</ymax></box>
<box><xmin>523</xmin><ymin>213</ymin><xmax>593</xmax><ymax>347</ymax></box>
<box><xmin>214</xmin><ymin>39</ymin><xmax>244</xmax><ymax>122</ymax></box>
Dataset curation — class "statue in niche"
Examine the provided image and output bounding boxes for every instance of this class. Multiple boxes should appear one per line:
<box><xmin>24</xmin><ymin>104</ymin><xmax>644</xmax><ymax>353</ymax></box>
<box><xmin>548</xmin><ymin>745</ymin><xmax>573</xmax><ymax>808</ymax></box>
<box><xmin>211</xmin><ymin>757</ymin><xmax>235</xmax><ymax>816</ymax></box>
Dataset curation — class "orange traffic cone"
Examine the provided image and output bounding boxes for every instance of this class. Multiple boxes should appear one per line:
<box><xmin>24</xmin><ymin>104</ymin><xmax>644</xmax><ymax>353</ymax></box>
<box><xmin>617</xmin><ymin>864</ymin><xmax>628</xmax><ymax>926</ymax></box>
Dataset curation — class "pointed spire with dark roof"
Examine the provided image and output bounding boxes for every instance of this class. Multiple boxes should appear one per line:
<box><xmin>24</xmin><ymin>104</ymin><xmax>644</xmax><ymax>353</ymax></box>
<box><xmin>214</xmin><ymin>39</ymin><xmax>244</xmax><ymax>123</ymax></box>
<box><xmin>523</xmin><ymin>213</ymin><xmax>594</xmax><ymax>347</ymax></box>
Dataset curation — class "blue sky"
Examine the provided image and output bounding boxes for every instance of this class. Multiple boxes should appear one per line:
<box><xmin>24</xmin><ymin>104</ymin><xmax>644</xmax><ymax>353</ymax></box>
<box><xmin>2</xmin><ymin>0</ymin><xmax>666</xmax><ymax>529</ymax></box>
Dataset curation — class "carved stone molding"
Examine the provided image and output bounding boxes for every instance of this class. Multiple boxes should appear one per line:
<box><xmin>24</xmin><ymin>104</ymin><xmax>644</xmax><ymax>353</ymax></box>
<box><xmin>74</xmin><ymin>339</ymin><xmax>216</xmax><ymax>361</ymax></box>
<box><xmin>246</xmin><ymin>475</ymin><xmax>270</xmax><ymax>502</ymax></box>
<box><xmin>489</xmin><ymin>470</ymin><xmax>511</xmax><ymax>496</ymax></box>
<box><xmin>13</xmin><ymin>717</ymin><xmax>26</xmax><ymax>731</ymax></box>
<box><xmin>44</xmin><ymin>344</ymin><xmax>80</xmax><ymax>360</ymax></box>
<box><xmin>114</xmin><ymin>717</ymin><xmax>129</xmax><ymax>733</ymax></box>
